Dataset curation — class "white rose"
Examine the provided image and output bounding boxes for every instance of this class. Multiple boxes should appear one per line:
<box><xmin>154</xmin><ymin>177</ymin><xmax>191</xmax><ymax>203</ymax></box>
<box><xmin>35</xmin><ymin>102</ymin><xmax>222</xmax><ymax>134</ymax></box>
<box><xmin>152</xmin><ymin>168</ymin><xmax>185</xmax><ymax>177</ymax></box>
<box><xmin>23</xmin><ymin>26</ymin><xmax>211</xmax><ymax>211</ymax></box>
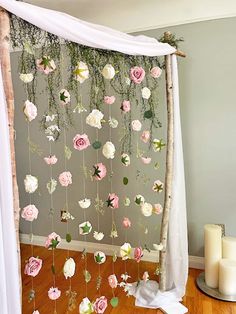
<box><xmin>79</xmin><ymin>221</ymin><xmax>92</xmax><ymax>235</ymax></box>
<box><xmin>94</xmin><ymin>251</ymin><xmax>106</xmax><ymax>264</ymax></box>
<box><xmin>24</xmin><ymin>100</ymin><xmax>37</xmax><ymax>122</ymax></box>
<box><xmin>79</xmin><ymin>297</ymin><xmax>93</xmax><ymax>314</ymax></box>
<box><xmin>153</xmin><ymin>243</ymin><xmax>164</xmax><ymax>251</ymax></box>
<box><xmin>120</xmin><ymin>242</ymin><xmax>131</xmax><ymax>260</ymax></box>
<box><xmin>20</xmin><ymin>73</ymin><xmax>34</xmax><ymax>83</ymax></box>
<box><xmin>102</xmin><ymin>64</ymin><xmax>115</xmax><ymax>79</ymax></box>
<box><xmin>141</xmin><ymin>202</ymin><xmax>153</xmax><ymax>217</ymax></box>
<box><xmin>131</xmin><ymin>120</ymin><xmax>142</xmax><ymax>131</ymax></box>
<box><xmin>141</xmin><ymin>87</ymin><xmax>151</xmax><ymax>100</ymax></box>
<box><xmin>93</xmin><ymin>231</ymin><xmax>104</xmax><ymax>241</ymax></box>
<box><xmin>86</xmin><ymin>109</ymin><xmax>104</xmax><ymax>129</ymax></box>
<box><xmin>78</xmin><ymin>198</ymin><xmax>91</xmax><ymax>209</ymax></box>
<box><xmin>102</xmin><ymin>141</ymin><xmax>115</xmax><ymax>159</ymax></box>
<box><xmin>63</xmin><ymin>258</ymin><xmax>76</xmax><ymax>279</ymax></box>
<box><xmin>134</xmin><ymin>194</ymin><xmax>145</xmax><ymax>206</ymax></box>
<box><xmin>108</xmin><ymin>117</ymin><xmax>118</xmax><ymax>128</ymax></box>
<box><xmin>121</xmin><ymin>153</ymin><xmax>130</xmax><ymax>166</ymax></box>
<box><xmin>75</xmin><ymin>61</ymin><xmax>89</xmax><ymax>83</ymax></box>
<box><xmin>24</xmin><ymin>175</ymin><xmax>38</xmax><ymax>193</ymax></box>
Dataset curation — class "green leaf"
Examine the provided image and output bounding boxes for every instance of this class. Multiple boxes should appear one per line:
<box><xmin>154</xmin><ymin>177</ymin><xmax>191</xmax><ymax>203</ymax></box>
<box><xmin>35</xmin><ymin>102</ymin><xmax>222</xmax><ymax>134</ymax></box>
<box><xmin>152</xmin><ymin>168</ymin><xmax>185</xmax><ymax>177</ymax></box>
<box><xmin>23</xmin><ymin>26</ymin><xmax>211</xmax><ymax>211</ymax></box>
<box><xmin>66</xmin><ymin>233</ymin><xmax>72</xmax><ymax>243</ymax></box>
<box><xmin>47</xmin><ymin>178</ymin><xmax>57</xmax><ymax>194</ymax></box>
<box><xmin>144</xmin><ymin>110</ymin><xmax>153</xmax><ymax>119</ymax></box>
<box><xmin>65</xmin><ymin>145</ymin><xmax>72</xmax><ymax>160</ymax></box>
<box><xmin>51</xmin><ymin>265</ymin><xmax>55</xmax><ymax>274</ymax></box>
<box><xmin>92</xmin><ymin>141</ymin><xmax>102</xmax><ymax>149</ymax></box>
<box><xmin>123</xmin><ymin>177</ymin><xmax>128</xmax><ymax>185</ymax></box>
<box><xmin>110</xmin><ymin>297</ymin><xmax>119</xmax><ymax>308</ymax></box>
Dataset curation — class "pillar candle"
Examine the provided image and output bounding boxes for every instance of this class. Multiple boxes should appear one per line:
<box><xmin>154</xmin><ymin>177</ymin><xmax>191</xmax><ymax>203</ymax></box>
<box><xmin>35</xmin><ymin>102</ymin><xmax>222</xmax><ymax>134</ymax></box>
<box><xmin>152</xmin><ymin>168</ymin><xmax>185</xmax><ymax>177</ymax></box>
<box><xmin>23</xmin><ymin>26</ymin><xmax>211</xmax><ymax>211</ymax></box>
<box><xmin>222</xmin><ymin>237</ymin><xmax>236</xmax><ymax>260</ymax></box>
<box><xmin>219</xmin><ymin>259</ymin><xmax>236</xmax><ymax>295</ymax></box>
<box><xmin>204</xmin><ymin>224</ymin><xmax>222</xmax><ymax>288</ymax></box>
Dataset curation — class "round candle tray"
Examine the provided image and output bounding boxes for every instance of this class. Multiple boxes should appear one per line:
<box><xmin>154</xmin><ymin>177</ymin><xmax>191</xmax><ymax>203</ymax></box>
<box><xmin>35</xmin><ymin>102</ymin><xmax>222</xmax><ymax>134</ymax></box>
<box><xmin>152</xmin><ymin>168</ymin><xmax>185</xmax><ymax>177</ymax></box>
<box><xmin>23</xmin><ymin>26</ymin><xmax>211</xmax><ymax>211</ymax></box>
<box><xmin>196</xmin><ymin>272</ymin><xmax>236</xmax><ymax>302</ymax></box>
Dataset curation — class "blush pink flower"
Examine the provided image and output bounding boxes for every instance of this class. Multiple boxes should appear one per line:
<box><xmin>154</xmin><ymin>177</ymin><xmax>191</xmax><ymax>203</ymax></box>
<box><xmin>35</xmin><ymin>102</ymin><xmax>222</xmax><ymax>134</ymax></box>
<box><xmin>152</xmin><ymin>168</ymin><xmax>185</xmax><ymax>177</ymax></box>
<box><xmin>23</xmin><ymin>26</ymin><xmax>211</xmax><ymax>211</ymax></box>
<box><xmin>153</xmin><ymin>203</ymin><xmax>163</xmax><ymax>215</ymax></box>
<box><xmin>93</xmin><ymin>163</ymin><xmax>107</xmax><ymax>181</ymax></box>
<box><xmin>48</xmin><ymin>287</ymin><xmax>61</xmax><ymax>300</ymax></box>
<box><xmin>120</xmin><ymin>100</ymin><xmax>131</xmax><ymax>113</ymax></box>
<box><xmin>93</xmin><ymin>296</ymin><xmax>108</xmax><ymax>314</ymax></box>
<box><xmin>59</xmin><ymin>171</ymin><xmax>72</xmax><ymax>187</ymax></box>
<box><xmin>107</xmin><ymin>193</ymin><xmax>119</xmax><ymax>209</ymax></box>
<box><xmin>21</xmin><ymin>204</ymin><xmax>39</xmax><ymax>222</ymax></box>
<box><xmin>130</xmin><ymin>66</ymin><xmax>145</xmax><ymax>84</ymax></box>
<box><xmin>73</xmin><ymin>133</ymin><xmax>90</xmax><ymax>151</ymax></box>
<box><xmin>131</xmin><ymin>120</ymin><xmax>142</xmax><ymax>131</ymax></box>
<box><xmin>36</xmin><ymin>56</ymin><xmax>56</xmax><ymax>75</ymax></box>
<box><xmin>108</xmin><ymin>274</ymin><xmax>118</xmax><ymax>289</ymax></box>
<box><xmin>123</xmin><ymin>217</ymin><xmax>131</xmax><ymax>228</ymax></box>
<box><xmin>150</xmin><ymin>66</ymin><xmax>162</xmax><ymax>79</ymax></box>
<box><xmin>44</xmin><ymin>155</ymin><xmax>58</xmax><ymax>165</ymax></box>
<box><xmin>134</xmin><ymin>247</ymin><xmax>143</xmax><ymax>263</ymax></box>
<box><xmin>140</xmin><ymin>130</ymin><xmax>150</xmax><ymax>143</ymax></box>
<box><xmin>24</xmin><ymin>256</ymin><xmax>42</xmax><ymax>277</ymax></box>
<box><xmin>104</xmin><ymin>95</ymin><xmax>116</xmax><ymax>105</ymax></box>
<box><xmin>141</xmin><ymin>157</ymin><xmax>152</xmax><ymax>164</ymax></box>
<box><xmin>45</xmin><ymin>232</ymin><xmax>61</xmax><ymax>249</ymax></box>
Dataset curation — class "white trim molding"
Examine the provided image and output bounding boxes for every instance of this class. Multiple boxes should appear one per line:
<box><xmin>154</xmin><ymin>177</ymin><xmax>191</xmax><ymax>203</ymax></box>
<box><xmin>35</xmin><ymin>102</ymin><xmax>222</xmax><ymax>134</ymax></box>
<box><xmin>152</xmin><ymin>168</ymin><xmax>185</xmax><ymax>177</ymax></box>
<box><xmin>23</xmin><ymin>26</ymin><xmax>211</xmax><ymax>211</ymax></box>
<box><xmin>20</xmin><ymin>233</ymin><xmax>204</xmax><ymax>269</ymax></box>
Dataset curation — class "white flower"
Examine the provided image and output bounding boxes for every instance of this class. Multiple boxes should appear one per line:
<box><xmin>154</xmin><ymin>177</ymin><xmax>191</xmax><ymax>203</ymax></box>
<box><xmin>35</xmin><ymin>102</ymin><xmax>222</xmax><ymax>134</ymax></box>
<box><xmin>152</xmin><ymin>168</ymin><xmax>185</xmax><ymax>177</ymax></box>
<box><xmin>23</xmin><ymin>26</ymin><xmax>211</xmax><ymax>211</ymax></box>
<box><xmin>45</xmin><ymin>114</ymin><xmax>57</xmax><ymax>122</ymax></box>
<box><xmin>23</xmin><ymin>100</ymin><xmax>37</xmax><ymax>122</ymax></box>
<box><xmin>20</xmin><ymin>73</ymin><xmax>34</xmax><ymax>83</ymax></box>
<box><xmin>108</xmin><ymin>117</ymin><xmax>118</xmax><ymax>128</ymax></box>
<box><xmin>102</xmin><ymin>64</ymin><xmax>115</xmax><ymax>79</ymax></box>
<box><xmin>120</xmin><ymin>243</ymin><xmax>131</xmax><ymax>260</ymax></box>
<box><xmin>121</xmin><ymin>153</ymin><xmax>130</xmax><ymax>166</ymax></box>
<box><xmin>102</xmin><ymin>141</ymin><xmax>115</xmax><ymax>159</ymax></box>
<box><xmin>74</xmin><ymin>61</ymin><xmax>89</xmax><ymax>83</ymax></box>
<box><xmin>153</xmin><ymin>243</ymin><xmax>164</xmax><ymax>251</ymax></box>
<box><xmin>121</xmin><ymin>273</ymin><xmax>131</xmax><ymax>281</ymax></box>
<box><xmin>152</xmin><ymin>180</ymin><xmax>164</xmax><ymax>193</ymax></box>
<box><xmin>124</xmin><ymin>197</ymin><xmax>130</xmax><ymax>206</ymax></box>
<box><xmin>78</xmin><ymin>198</ymin><xmax>91</xmax><ymax>209</ymax></box>
<box><xmin>61</xmin><ymin>212</ymin><xmax>75</xmax><ymax>221</ymax></box>
<box><xmin>131</xmin><ymin>120</ymin><xmax>142</xmax><ymax>131</ymax></box>
<box><xmin>24</xmin><ymin>175</ymin><xmax>38</xmax><ymax>194</ymax></box>
<box><xmin>79</xmin><ymin>221</ymin><xmax>92</xmax><ymax>235</ymax></box>
<box><xmin>110</xmin><ymin>229</ymin><xmax>118</xmax><ymax>238</ymax></box>
<box><xmin>86</xmin><ymin>109</ymin><xmax>104</xmax><ymax>129</ymax></box>
<box><xmin>94</xmin><ymin>251</ymin><xmax>106</xmax><ymax>264</ymax></box>
<box><xmin>125</xmin><ymin>77</ymin><xmax>131</xmax><ymax>85</ymax></box>
<box><xmin>47</xmin><ymin>136</ymin><xmax>55</xmax><ymax>142</ymax></box>
<box><xmin>142</xmin><ymin>271</ymin><xmax>150</xmax><ymax>282</ymax></box>
<box><xmin>63</xmin><ymin>258</ymin><xmax>76</xmax><ymax>279</ymax></box>
<box><xmin>79</xmin><ymin>297</ymin><xmax>93</xmax><ymax>314</ymax></box>
<box><xmin>134</xmin><ymin>194</ymin><xmax>145</xmax><ymax>206</ymax></box>
<box><xmin>141</xmin><ymin>87</ymin><xmax>151</xmax><ymax>99</ymax></box>
<box><xmin>141</xmin><ymin>202</ymin><xmax>153</xmax><ymax>217</ymax></box>
<box><xmin>93</xmin><ymin>231</ymin><xmax>104</xmax><ymax>241</ymax></box>
<box><xmin>59</xmin><ymin>89</ymin><xmax>70</xmax><ymax>105</ymax></box>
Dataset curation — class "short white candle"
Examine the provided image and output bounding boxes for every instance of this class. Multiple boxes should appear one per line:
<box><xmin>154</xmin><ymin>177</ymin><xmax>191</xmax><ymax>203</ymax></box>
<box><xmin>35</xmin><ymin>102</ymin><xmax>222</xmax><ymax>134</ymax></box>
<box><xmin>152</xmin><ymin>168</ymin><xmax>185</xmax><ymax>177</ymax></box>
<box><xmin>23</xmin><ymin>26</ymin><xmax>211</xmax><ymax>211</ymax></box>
<box><xmin>204</xmin><ymin>224</ymin><xmax>222</xmax><ymax>288</ymax></box>
<box><xmin>222</xmin><ymin>237</ymin><xmax>236</xmax><ymax>260</ymax></box>
<box><xmin>219</xmin><ymin>259</ymin><xmax>236</xmax><ymax>295</ymax></box>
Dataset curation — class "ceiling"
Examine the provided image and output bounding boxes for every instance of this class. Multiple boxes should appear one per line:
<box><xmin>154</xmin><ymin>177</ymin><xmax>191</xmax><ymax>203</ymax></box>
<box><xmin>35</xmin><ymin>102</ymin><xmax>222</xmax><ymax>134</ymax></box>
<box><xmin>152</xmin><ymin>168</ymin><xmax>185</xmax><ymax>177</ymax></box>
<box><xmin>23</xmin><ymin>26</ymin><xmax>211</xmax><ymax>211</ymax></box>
<box><xmin>25</xmin><ymin>0</ymin><xmax>236</xmax><ymax>33</ymax></box>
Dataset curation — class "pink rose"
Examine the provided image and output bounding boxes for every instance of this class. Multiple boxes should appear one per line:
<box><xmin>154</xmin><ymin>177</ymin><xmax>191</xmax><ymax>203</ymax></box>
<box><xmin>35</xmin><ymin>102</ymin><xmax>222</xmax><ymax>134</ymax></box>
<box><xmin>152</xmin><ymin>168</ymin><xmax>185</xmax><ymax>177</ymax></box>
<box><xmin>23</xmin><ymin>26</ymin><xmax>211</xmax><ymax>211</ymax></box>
<box><xmin>150</xmin><ymin>66</ymin><xmax>162</xmax><ymax>79</ymax></box>
<box><xmin>153</xmin><ymin>203</ymin><xmax>163</xmax><ymax>215</ymax></box>
<box><xmin>93</xmin><ymin>163</ymin><xmax>107</xmax><ymax>181</ymax></box>
<box><xmin>93</xmin><ymin>296</ymin><xmax>108</xmax><ymax>314</ymax></box>
<box><xmin>108</xmin><ymin>274</ymin><xmax>118</xmax><ymax>289</ymax></box>
<box><xmin>104</xmin><ymin>95</ymin><xmax>116</xmax><ymax>105</ymax></box>
<box><xmin>123</xmin><ymin>217</ymin><xmax>131</xmax><ymax>228</ymax></box>
<box><xmin>44</xmin><ymin>155</ymin><xmax>58</xmax><ymax>165</ymax></box>
<box><xmin>21</xmin><ymin>204</ymin><xmax>39</xmax><ymax>222</ymax></box>
<box><xmin>36</xmin><ymin>56</ymin><xmax>56</xmax><ymax>75</ymax></box>
<box><xmin>131</xmin><ymin>120</ymin><xmax>142</xmax><ymax>131</ymax></box>
<box><xmin>141</xmin><ymin>157</ymin><xmax>152</xmax><ymax>164</ymax></box>
<box><xmin>73</xmin><ymin>133</ymin><xmax>90</xmax><ymax>151</ymax></box>
<box><xmin>107</xmin><ymin>193</ymin><xmax>119</xmax><ymax>209</ymax></box>
<box><xmin>134</xmin><ymin>247</ymin><xmax>143</xmax><ymax>263</ymax></box>
<box><xmin>24</xmin><ymin>256</ymin><xmax>42</xmax><ymax>277</ymax></box>
<box><xmin>130</xmin><ymin>66</ymin><xmax>145</xmax><ymax>84</ymax></box>
<box><xmin>120</xmin><ymin>100</ymin><xmax>131</xmax><ymax>113</ymax></box>
<box><xmin>45</xmin><ymin>232</ymin><xmax>61</xmax><ymax>249</ymax></box>
<box><xmin>48</xmin><ymin>287</ymin><xmax>61</xmax><ymax>300</ymax></box>
<box><xmin>140</xmin><ymin>130</ymin><xmax>150</xmax><ymax>143</ymax></box>
<box><xmin>59</xmin><ymin>171</ymin><xmax>72</xmax><ymax>187</ymax></box>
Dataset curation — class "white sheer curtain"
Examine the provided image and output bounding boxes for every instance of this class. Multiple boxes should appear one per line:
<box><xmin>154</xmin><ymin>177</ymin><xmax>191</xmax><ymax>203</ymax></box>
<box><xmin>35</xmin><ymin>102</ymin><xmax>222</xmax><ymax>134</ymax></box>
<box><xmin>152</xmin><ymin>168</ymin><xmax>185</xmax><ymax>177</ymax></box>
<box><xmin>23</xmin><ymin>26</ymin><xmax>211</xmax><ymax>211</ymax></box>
<box><xmin>0</xmin><ymin>1</ymin><xmax>188</xmax><ymax>313</ymax></box>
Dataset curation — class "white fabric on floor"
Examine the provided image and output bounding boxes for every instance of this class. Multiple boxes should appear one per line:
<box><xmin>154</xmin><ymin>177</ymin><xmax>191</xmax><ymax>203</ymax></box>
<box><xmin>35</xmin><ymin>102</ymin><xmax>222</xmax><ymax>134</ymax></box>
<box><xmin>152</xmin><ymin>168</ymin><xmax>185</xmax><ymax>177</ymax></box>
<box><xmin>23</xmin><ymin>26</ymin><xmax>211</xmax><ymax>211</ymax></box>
<box><xmin>0</xmin><ymin>64</ymin><xmax>21</xmax><ymax>313</ymax></box>
<box><xmin>0</xmin><ymin>1</ymin><xmax>188</xmax><ymax>313</ymax></box>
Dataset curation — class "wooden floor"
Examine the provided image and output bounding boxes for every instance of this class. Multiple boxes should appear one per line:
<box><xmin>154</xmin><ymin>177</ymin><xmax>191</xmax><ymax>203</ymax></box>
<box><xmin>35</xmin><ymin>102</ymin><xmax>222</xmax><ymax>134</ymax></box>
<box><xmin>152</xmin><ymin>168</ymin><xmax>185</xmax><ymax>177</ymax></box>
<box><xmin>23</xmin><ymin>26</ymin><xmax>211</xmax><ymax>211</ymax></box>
<box><xmin>21</xmin><ymin>244</ymin><xmax>236</xmax><ymax>314</ymax></box>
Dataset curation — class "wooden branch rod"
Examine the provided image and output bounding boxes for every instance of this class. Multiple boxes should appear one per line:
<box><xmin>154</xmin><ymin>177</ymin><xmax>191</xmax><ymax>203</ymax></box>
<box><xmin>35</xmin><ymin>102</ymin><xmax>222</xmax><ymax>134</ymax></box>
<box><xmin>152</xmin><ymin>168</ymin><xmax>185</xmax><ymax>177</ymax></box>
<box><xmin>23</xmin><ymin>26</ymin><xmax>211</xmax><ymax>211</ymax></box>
<box><xmin>0</xmin><ymin>6</ymin><xmax>22</xmax><ymax>297</ymax></box>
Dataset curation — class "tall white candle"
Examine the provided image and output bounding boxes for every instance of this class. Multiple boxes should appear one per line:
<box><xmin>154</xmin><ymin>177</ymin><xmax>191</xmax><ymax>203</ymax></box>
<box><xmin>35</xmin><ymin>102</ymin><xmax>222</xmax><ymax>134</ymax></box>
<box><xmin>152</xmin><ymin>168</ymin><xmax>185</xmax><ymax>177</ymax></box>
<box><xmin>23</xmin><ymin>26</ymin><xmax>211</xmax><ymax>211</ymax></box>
<box><xmin>219</xmin><ymin>259</ymin><xmax>236</xmax><ymax>295</ymax></box>
<box><xmin>204</xmin><ymin>224</ymin><xmax>222</xmax><ymax>288</ymax></box>
<box><xmin>222</xmin><ymin>237</ymin><xmax>236</xmax><ymax>260</ymax></box>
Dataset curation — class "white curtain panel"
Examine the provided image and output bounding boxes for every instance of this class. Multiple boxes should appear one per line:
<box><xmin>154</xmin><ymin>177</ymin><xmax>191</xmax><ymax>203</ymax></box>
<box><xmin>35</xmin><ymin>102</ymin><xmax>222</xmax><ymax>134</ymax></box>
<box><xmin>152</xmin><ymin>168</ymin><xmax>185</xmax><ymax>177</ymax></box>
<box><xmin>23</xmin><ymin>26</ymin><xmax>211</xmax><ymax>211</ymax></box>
<box><xmin>0</xmin><ymin>0</ymin><xmax>188</xmax><ymax>313</ymax></box>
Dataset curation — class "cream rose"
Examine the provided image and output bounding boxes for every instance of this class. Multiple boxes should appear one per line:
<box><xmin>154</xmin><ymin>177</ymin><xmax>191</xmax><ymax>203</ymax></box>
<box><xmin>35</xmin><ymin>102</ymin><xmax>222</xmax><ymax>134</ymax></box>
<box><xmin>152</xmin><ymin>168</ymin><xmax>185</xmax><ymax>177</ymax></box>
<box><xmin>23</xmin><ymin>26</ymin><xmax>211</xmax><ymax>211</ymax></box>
<box><xmin>141</xmin><ymin>87</ymin><xmax>151</xmax><ymax>99</ymax></box>
<box><xmin>63</xmin><ymin>258</ymin><xmax>76</xmax><ymax>279</ymax></box>
<box><xmin>78</xmin><ymin>198</ymin><xmax>91</xmax><ymax>209</ymax></box>
<box><xmin>79</xmin><ymin>297</ymin><xmax>93</xmax><ymax>314</ymax></box>
<box><xmin>141</xmin><ymin>202</ymin><xmax>153</xmax><ymax>217</ymax></box>
<box><xmin>86</xmin><ymin>109</ymin><xmax>104</xmax><ymax>129</ymax></box>
<box><xmin>120</xmin><ymin>242</ymin><xmax>131</xmax><ymax>260</ymax></box>
<box><xmin>74</xmin><ymin>61</ymin><xmax>89</xmax><ymax>83</ymax></box>
<box><xmin>102</xmin><ymin>64</ymin><xmax>115</xmax><ymax>79</ymax></box>
<box><xmin>131</xmin><ymin>120</ymin><xmax>142</xmax><ymax>131</ymax></box>
<box><xmin>102</xmin><ymin>141</ymin><xmax>115</xmax><ymax>159</ymax></box>
<box><xmin>24</xmin><ymin>175</ymin><xmax>38</xmax><ymax>193</ymax></box>
<box><xmin>20</xmin><ymin>73</ymin><xmax>34</xmax><ymax>83</ymax></box>
<box><xmin>24</xmin><ymin>100</ymin><xmax>37</xmax><ymax>122</ymax></box>
<box><xmin>93</xmin><ymin>231</ymin><xmax>104</xmax><ymax>241</ymax></box>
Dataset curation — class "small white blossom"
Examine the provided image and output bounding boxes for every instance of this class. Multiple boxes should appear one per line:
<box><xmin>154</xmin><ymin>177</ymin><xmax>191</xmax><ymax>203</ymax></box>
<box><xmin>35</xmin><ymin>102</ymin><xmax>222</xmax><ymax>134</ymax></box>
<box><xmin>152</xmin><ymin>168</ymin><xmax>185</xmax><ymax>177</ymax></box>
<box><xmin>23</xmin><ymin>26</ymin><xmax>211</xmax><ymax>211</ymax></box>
<box><xmin>102</xmin><ymin>141</ymin><xmax>115</xmax><ymax>159</ymax></box>
<box><xmin>63</xmin><ymin>258</ymin><xmax>76</xmax><ymax>279</ymax></box>
<box><xmin>78</xmin><ymin>198</ymin><xmax>91</xmax><ymax>209</ymax></box>
<box><xmin>93</xmin><ymin>231</ymin><xmax>104</xmax><ymax>241</ymax></box>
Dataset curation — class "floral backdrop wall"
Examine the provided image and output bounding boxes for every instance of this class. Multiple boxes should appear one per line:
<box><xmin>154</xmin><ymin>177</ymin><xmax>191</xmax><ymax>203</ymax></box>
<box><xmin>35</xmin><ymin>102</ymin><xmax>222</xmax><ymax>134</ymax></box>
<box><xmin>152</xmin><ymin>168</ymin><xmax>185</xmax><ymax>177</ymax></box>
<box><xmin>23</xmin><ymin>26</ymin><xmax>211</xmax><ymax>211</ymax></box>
<box><xmin>11</xmin><ymin>15</ymin><xmax>167</xmax><ymax>313</ymax></box>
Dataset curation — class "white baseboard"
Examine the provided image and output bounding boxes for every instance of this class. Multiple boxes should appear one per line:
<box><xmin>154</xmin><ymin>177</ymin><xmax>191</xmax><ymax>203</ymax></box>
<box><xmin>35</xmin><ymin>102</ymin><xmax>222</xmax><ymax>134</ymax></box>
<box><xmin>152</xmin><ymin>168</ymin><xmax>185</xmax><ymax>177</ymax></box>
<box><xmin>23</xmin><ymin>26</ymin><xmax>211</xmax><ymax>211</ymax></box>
<box><xmin>20</xmin><ymin>233</ymin><xmax>205</xmax><ymax>269</ymax></box>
